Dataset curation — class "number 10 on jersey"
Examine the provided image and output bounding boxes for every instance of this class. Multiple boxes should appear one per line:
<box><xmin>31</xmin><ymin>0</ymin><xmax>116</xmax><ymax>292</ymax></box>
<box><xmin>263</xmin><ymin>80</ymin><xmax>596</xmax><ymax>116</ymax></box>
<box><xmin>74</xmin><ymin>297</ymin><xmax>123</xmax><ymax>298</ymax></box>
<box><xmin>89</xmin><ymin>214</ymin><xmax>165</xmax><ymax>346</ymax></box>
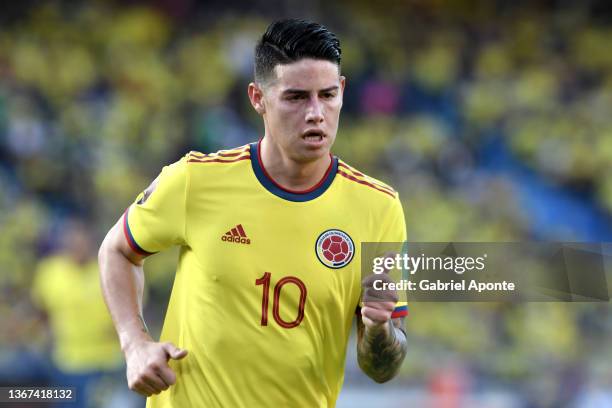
<box><xmin>255</xmin><ymin>272</ymin><xmax>307</xmax><ymax>328</ymax></box>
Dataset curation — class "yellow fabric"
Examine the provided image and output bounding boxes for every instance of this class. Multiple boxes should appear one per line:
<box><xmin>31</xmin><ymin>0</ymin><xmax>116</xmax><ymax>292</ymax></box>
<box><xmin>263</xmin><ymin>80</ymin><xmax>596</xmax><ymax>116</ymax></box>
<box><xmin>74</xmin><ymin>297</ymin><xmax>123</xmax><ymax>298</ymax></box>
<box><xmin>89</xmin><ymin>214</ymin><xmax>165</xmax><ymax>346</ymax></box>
<box><xmin>31</xmin><ymin>255</ymin><xmax>122</xmax><ymax>372</ymax></box>
<box><xmin>126</xmin><ymin>144</ymin><xmax>407</xmax><ymax>408</ymax></box>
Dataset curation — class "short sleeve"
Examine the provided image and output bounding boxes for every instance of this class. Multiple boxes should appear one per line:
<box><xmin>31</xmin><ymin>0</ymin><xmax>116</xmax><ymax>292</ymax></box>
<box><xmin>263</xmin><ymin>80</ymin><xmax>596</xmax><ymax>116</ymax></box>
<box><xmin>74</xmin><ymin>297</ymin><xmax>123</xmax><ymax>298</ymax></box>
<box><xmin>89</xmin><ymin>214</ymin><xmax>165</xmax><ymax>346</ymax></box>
<box><xmin>123</xmin><ymin>155</ymin><xmax>189</xmax><ymax>254</ymax></box>
<box><xmin>357</xmin><ymin>195</ymin><xmax>409</xmax><ymax>318</ymax></box>
<box><xmin>380</xmin><ymin>195</ymin><xmax>407</xmax><ymax>244</ymax></box>
<box><xmin>385</xmin><ymin>197</ymin><xmax>408</xmax><ymax>316</ymax></box>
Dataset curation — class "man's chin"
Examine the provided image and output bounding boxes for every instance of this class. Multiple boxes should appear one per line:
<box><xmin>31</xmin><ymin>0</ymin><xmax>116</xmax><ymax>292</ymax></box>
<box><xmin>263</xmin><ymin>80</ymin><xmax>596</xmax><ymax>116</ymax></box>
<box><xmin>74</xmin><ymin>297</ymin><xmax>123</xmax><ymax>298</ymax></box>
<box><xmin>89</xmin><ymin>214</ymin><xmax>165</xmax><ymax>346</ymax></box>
<box><xmin>294</xmin><ymin>145</ymin><xmax>330</xmax><ymax>164</ymax></box>
<box><xmin>305</xmin><ymin>143</ymin><xmax>329</xmax><ymax>153</ymax></box>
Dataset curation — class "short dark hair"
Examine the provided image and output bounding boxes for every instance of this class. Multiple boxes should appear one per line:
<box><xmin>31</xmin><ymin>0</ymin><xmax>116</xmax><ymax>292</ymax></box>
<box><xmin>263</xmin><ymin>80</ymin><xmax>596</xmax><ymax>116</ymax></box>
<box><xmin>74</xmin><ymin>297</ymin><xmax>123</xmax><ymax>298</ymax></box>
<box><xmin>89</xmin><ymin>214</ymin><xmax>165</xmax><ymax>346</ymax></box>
<box><xmin>254</xmin><ymin>19</ymin><xmax>341</xmax><ymax>84</ymax></box>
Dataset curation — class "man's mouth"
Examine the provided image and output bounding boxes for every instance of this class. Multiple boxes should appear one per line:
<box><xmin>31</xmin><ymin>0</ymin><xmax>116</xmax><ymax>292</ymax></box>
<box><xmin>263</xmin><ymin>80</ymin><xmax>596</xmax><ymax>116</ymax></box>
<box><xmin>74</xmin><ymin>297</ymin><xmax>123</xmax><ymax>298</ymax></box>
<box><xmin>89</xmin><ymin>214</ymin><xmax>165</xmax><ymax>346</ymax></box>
<box><xmin>302</xmin><ymin>130</ymin><xmax>325</xmax><ymax>143</ymax></box>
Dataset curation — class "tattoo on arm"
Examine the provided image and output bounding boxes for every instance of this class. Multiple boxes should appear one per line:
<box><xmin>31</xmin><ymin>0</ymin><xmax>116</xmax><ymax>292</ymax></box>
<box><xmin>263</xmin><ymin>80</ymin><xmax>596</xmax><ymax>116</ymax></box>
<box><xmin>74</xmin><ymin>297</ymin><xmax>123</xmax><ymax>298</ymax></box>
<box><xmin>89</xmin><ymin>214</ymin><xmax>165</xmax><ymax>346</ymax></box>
<box><xmin>357</xmin><ymin>317</ymin><xmax>407</xmax><ymax>383</ymax></box>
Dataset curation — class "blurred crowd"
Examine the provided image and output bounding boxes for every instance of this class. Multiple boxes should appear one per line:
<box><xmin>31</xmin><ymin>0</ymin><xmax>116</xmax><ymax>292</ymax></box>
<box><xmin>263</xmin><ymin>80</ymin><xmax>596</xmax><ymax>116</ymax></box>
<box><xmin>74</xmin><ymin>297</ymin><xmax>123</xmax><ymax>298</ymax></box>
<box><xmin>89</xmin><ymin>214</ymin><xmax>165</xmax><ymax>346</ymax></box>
<box><xmin>0</xmin><ymin>1</ymin><xmax>611</xmax><ymax>407</ymax></box>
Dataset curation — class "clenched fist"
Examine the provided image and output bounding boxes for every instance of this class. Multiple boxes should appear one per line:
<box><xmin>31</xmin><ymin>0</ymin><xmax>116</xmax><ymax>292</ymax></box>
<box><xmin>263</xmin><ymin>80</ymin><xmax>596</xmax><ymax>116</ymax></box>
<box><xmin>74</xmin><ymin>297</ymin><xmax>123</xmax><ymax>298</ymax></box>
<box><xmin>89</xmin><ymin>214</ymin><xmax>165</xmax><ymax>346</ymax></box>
<box><xmin>124</xmin><ymin>340</ymin><xmax>188</xmax><ymax>396</ymax></box>
<box><xmin>361</xmin><ymin>270</ymin><xmax>399</xmax><ymax>330</ymax></box>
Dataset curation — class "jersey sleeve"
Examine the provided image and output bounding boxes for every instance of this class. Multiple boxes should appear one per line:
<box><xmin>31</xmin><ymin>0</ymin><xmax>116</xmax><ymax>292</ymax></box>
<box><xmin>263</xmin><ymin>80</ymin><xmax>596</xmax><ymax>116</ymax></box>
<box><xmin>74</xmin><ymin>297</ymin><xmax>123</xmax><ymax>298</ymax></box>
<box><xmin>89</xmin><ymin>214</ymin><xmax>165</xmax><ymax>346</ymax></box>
<box><xmin>123</xmin><ymin>155</ymin><xmax>189</xmax><ymax>255</ymax></box>
<box><xmin>379</xmin><ymin>194</ymin><xmax>407</xmax><ymax>243</ymax></box>
<box><xmin>358</xmin><ymin>194</ymin><xmax>409</xmax><ymax>318</ymax></box>
<box><xmin>385</xmin><ymin>196</ymin><xmax>408</xmax><ymax>317</ymax></box>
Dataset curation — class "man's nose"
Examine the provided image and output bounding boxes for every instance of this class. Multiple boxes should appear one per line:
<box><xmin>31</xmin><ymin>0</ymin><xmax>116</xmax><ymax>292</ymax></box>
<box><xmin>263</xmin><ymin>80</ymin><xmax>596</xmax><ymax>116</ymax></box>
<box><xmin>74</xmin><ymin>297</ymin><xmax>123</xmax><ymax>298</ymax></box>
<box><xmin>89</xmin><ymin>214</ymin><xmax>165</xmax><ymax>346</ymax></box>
<box><xmin>305</xmin><ymin>98</ymin><xmax>324</xmax><ymax>124</ymax></box>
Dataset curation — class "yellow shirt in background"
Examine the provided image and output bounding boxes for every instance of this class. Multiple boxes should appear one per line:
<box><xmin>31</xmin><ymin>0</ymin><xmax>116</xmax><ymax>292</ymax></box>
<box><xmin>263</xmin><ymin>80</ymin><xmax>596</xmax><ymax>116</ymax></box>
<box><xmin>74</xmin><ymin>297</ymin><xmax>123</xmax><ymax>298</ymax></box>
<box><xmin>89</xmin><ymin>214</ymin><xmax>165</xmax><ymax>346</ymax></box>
<box><xmin>32</xmin><ymin>255</ymin><xmax>122</xmax><ymax>373</ymax></box>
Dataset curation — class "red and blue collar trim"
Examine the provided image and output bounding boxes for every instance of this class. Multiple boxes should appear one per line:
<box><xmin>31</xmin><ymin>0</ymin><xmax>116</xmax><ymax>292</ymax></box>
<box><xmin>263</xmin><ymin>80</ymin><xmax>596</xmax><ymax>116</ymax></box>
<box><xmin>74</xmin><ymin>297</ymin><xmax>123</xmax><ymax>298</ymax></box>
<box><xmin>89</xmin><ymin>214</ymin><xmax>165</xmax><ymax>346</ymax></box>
<box><xmin>249</xmin><ymin>141</ymin><xmax>338</xmax><ymax>202</ymax></box>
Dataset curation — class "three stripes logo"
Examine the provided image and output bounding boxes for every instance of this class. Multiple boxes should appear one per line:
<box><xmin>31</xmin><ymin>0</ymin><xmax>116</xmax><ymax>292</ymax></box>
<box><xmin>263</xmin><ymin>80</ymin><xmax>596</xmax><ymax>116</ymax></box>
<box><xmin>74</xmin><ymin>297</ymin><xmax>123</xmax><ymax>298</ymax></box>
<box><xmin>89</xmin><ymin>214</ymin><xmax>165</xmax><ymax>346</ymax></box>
<box><xmin>221</xmin><ymin>224</ymin><xmax>251</xmax><ymax>245</ymax></box>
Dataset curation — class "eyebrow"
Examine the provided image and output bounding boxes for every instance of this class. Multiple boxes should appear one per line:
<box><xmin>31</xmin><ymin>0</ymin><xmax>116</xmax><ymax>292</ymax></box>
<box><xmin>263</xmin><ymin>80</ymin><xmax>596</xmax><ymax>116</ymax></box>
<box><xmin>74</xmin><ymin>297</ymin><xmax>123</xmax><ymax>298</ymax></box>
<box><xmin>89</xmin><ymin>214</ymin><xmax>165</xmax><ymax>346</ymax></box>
<box><xmin>282</xmin><ymin>86</ymin><xmax>339</xmax><ymax>95</ymax></box>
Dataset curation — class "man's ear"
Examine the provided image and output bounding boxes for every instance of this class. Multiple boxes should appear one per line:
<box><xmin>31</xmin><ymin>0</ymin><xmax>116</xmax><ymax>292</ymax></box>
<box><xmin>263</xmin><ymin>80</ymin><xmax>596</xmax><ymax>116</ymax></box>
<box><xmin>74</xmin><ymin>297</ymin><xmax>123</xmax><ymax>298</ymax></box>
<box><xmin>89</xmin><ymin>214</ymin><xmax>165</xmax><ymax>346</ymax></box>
<box><xmin>248</xmin><ymin>82</ymin><xmax>266</xmax><ymax>115</ymax></box>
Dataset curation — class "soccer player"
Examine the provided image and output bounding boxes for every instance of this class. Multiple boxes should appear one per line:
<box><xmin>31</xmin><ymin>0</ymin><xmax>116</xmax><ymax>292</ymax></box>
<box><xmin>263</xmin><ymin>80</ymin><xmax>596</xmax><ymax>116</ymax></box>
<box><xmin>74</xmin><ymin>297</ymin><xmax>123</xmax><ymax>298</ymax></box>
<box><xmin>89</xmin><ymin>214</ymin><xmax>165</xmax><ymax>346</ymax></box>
<box><xmin>98</xmin><ymin>19</ymin><xmax>408</xmax><ymax>407</ymax></box>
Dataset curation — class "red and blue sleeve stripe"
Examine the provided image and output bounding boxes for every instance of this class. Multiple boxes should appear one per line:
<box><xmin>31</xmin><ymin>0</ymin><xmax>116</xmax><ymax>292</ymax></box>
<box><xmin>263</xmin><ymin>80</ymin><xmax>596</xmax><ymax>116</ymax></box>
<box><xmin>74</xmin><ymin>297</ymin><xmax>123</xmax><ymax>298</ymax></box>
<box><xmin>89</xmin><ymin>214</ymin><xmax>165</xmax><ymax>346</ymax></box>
<box><xmin>355</xmin><ymin>304</ymin><xmax>409</xmax><ymax>318</ymax></box>
<box><xmin>122</xmin><ymin>208</ymin><xmax>156</xmax><ymax>256</ymax></box>
<box><xmin>391</xmin><ymin>305</ymin><xmax>408</xmax><ymax>318</ymax></box>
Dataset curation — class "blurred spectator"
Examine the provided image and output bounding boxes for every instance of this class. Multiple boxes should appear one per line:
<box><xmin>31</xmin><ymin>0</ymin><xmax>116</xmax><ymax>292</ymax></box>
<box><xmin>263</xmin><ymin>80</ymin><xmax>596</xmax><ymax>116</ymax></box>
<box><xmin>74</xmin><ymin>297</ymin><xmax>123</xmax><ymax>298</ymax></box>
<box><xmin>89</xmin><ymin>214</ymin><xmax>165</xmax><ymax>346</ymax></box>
<box><xmin>31</xmin><ymin>219</ymin><xmax>138</xmax><ymax>408</ymax></box>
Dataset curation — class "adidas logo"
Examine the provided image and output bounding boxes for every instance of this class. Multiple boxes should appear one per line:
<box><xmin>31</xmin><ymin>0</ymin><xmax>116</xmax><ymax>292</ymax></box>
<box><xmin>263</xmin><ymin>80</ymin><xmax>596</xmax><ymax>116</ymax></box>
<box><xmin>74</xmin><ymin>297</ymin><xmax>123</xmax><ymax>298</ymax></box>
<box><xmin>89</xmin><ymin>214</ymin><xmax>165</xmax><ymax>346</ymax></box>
<box><xmin>221</xmin><ymin>224</ymin><xmax>251</xmax><ymax>245</ymax></box>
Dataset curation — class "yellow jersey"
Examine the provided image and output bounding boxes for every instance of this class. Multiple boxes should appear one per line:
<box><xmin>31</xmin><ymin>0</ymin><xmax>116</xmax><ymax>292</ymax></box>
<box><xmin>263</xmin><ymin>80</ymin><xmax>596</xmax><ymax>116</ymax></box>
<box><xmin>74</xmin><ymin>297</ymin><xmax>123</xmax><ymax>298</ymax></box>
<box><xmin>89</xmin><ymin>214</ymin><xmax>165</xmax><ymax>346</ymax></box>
<box><xmin>32</xmin><ymin>255</ymin><xmax>123</xmax><ymax>372</ymax></box>
<box><xmin>124</xmin><ymin>141</ymin><xmax>407</xmax><ymax>407</ymax></box>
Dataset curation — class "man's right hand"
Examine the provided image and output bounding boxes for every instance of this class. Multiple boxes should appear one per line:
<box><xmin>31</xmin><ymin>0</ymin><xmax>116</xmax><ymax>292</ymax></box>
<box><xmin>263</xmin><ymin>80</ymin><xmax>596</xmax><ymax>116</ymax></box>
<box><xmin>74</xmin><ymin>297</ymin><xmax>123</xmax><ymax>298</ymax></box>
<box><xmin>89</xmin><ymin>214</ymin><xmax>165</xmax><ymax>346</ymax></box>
<box><xmin>99</xmin><ymin>218</ymin><xmax>188</xmax><ymax>397</ymax></box>
<box><xmin>124</xmin><ymin>339</ymin><xmax>188</xmax><ymax>396</ymax></box>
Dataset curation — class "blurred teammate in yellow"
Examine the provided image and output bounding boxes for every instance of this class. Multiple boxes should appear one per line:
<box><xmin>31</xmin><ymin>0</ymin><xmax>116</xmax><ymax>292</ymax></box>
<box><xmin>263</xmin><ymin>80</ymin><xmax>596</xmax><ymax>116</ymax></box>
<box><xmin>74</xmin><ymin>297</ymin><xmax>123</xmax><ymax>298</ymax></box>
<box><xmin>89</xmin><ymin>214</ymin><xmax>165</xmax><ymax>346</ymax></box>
<box><xmin>32</xmin><ymin>219</ymin><xmax>126</xmax><ymax>408</ymax></box>
<box><xmin>99</xmin><ymin>19</ymin><xmax>408</xmax><ymax>407</ymax></box>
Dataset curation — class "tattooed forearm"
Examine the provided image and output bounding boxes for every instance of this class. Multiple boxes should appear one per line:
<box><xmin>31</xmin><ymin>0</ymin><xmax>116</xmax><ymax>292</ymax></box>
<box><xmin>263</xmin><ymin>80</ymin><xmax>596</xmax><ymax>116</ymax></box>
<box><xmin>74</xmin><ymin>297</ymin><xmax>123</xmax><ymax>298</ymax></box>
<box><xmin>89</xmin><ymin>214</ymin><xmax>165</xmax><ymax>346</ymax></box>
<box><xmin>357</xmin><ymin>318</ymin><xmax>407</xmax><ymax>383</ymax></box>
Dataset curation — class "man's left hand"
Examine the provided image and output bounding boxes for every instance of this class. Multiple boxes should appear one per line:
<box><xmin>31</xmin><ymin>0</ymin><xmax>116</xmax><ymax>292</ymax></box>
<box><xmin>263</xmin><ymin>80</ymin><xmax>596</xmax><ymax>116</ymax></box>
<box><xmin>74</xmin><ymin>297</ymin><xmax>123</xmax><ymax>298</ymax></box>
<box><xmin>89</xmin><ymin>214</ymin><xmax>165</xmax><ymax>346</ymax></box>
<box><xmin>361</xmin><ymin>272</ymin><xmax>398</xmax><ymax>331</ymax></box>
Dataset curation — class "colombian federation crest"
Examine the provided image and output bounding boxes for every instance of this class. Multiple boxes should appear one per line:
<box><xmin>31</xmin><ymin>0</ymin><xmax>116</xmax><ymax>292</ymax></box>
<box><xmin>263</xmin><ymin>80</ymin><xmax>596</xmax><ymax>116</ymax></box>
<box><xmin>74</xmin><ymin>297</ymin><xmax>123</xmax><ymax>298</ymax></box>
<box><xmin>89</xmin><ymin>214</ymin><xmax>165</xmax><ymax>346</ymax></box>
<box><xmin>315</xmin><ymin>229</ymin><xmax>355</xmax><ymax>269</ymax></box>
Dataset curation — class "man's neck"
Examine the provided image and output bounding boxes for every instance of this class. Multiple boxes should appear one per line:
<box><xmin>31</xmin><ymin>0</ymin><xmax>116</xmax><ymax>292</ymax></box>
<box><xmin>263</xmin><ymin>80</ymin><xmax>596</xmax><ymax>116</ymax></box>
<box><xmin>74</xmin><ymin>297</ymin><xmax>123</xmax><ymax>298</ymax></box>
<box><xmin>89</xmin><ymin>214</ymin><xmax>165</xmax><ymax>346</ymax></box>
<box><xmin>259</xmin><ymin>137</ymin><xmax>331</xmax><ymax>192</ymax></box>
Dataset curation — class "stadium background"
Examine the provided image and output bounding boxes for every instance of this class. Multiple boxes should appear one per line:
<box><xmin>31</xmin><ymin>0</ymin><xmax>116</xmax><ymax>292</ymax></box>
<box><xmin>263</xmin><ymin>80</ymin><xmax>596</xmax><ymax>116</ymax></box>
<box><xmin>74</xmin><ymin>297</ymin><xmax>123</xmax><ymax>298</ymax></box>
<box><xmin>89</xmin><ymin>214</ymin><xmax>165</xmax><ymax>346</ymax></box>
<box><xmin>1</xmin><ymin>0</ymin><xmax>611</xmax><ymax>407</ymax></box>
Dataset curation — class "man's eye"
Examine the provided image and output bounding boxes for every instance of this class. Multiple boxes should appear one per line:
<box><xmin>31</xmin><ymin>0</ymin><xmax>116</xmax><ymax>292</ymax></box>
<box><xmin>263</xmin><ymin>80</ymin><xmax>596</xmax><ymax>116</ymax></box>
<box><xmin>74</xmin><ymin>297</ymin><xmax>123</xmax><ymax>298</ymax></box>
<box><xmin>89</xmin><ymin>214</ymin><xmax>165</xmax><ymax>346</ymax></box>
<box><xmin>322</xmin><ymin>93</ymin><xmax>335</xmax><ymax>99</ymax></box>
<box><xmin>287</xmin><ymin>94</ymin><xmax>304</xmax><ymax>100</ymax></box>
